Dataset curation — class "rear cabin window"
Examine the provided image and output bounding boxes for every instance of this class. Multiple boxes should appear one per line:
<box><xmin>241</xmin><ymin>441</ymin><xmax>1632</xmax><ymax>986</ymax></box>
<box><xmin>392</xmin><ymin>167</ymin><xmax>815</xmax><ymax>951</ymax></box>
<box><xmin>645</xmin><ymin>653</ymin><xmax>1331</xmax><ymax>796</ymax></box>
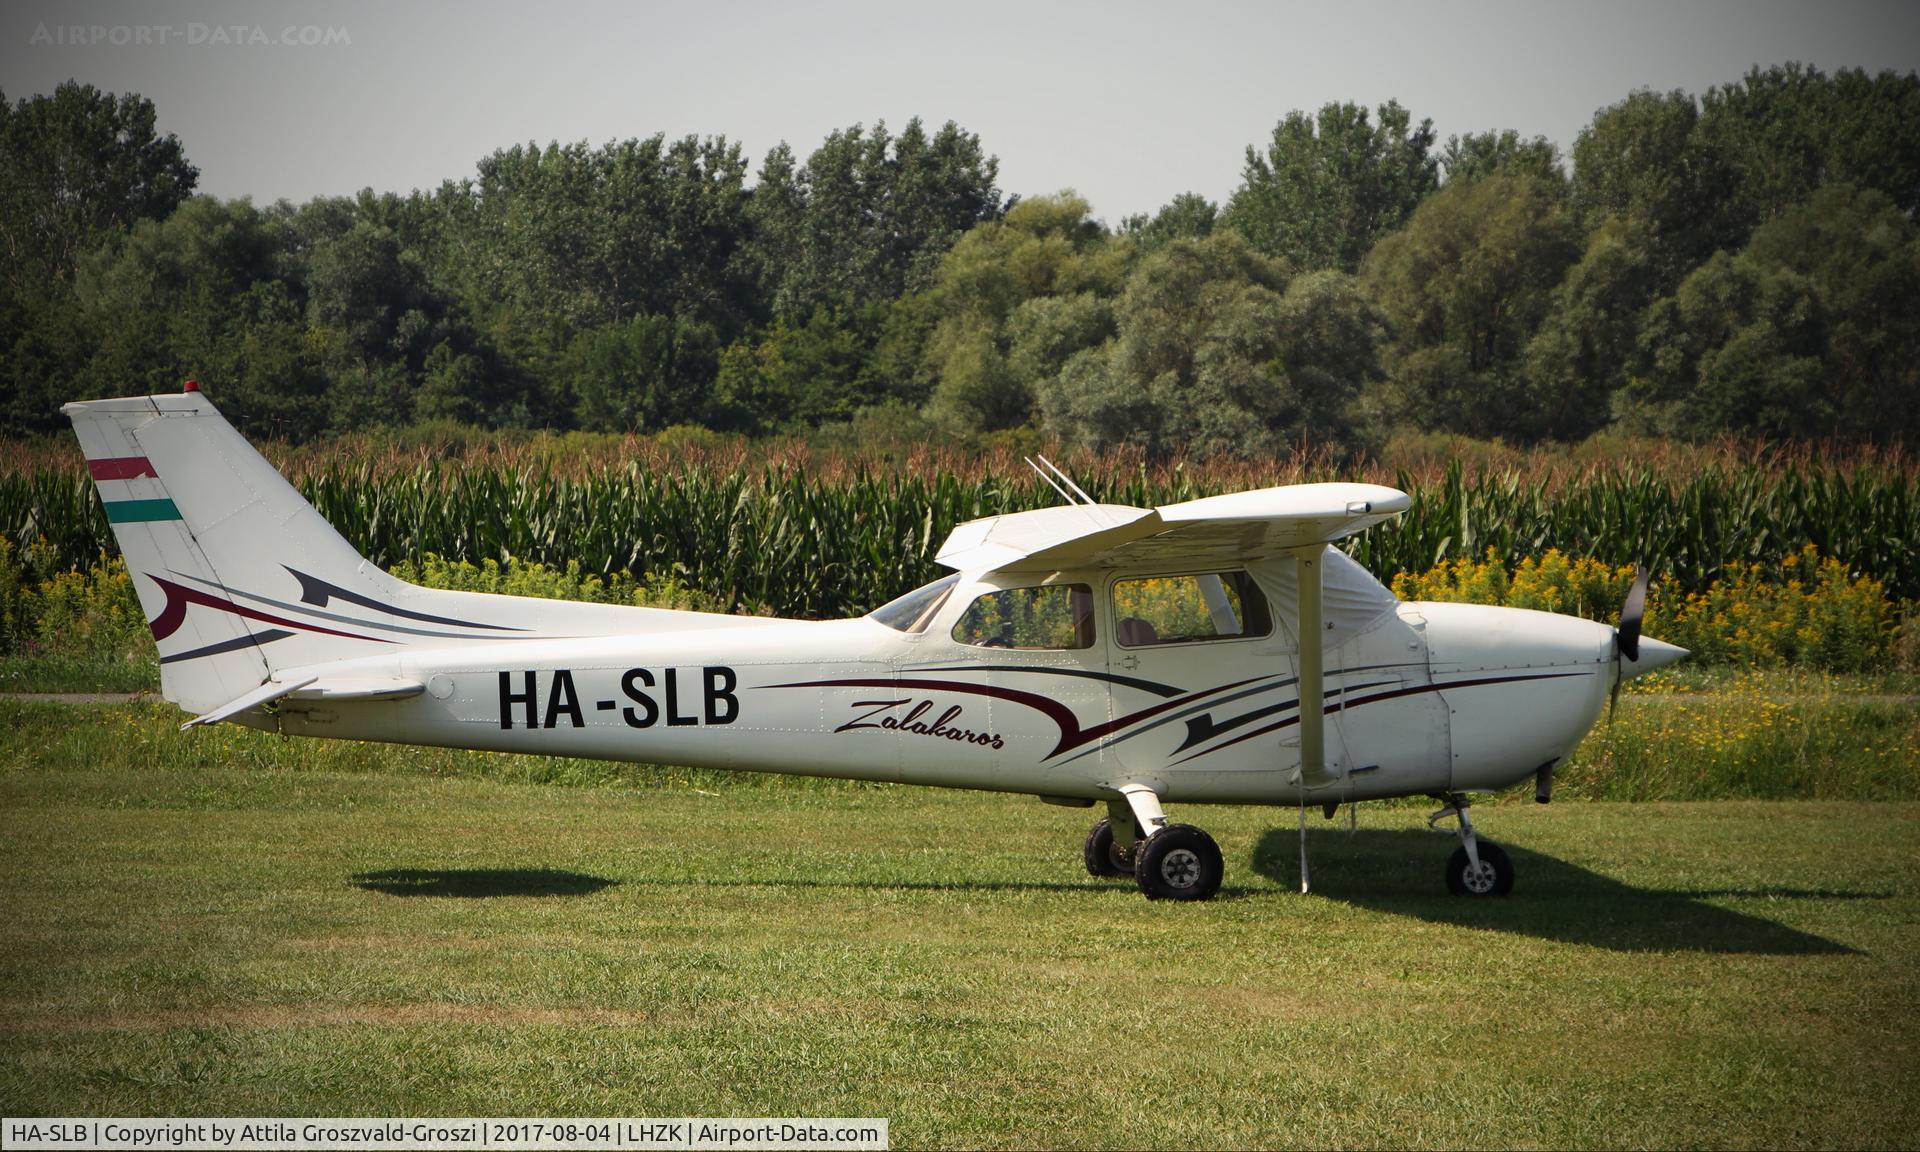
<box><xmin>952</xmin><ymin>583</ymin><xmax>1095</xmax><ymax>650</ymax></box>
<box><xmin>1112</xmin><ymin>571</ymin><xmax>1272</xmax><ymax>647</ymax></box>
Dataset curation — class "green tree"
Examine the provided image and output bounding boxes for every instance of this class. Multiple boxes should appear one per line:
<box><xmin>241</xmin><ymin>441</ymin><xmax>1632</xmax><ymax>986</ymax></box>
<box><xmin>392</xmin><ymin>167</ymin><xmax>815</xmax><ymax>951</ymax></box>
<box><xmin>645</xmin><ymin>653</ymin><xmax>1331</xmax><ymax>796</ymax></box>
<box><xmin>1620</xmin><ymin>185</ymin><xmax>1919</xmax><ymax>442</ymax></box>
<box><xmin>415</xmin><ymin>341</ymin><xmax>489</xmax><ymax>424</ymax></box>
<box><xmin>1224</xmin><ymin>100</ymin><xmax>1437</xmax><ymax>273</ymax></box>
<box><xmin>69</xmin><ymin>197</ymin><xmax>329</xmax><ymax>438</ymax></box>
<box><xmin>1699</xmin><ymin>64</ymin><xmax>1920</xmax><ymax>231</ymax></box>
<box><xmin>304</xmin><ymin>218</ymin><xmax>426</xmax><ymax>362</ymax></box>
<box><xmin>0</xmin><ymin>83</ymin><xmax>198</xmax><ymax>431</ymax></box>
<box><xmin>1623</xmin><ymin>251</ymin><xmax>1826</xmax><ymax>440</ymax></box>
<box><xmin>1006</xmin><ymin>292</ymin><xmax>1119</xmax><ymax>395</ymax></box>
<box><xmin>1744</xmin><ymin>185</ymin><xmax>1919</xmax><ymax>442</ymax></box>
<box><xmin>920</xmin><ymin>193</ymin><xmax>1124</xmax><ymax>432</ymax></box>
<box><xmin>709</xmin><ymin>309</ymin><xmax>877</xmax><ymax>433</ymax></box>
<box><xmin>449</xmin><ymin>134</ymin><xmax>753</xmax><ymax>342</ymax></box>
<box><xmin>747</xmin><ymin>119</ymin><xmax>1003</xmax><ymax>320</ymax></box>
<box><xmin>855</xmin><ymin>292</ymin><xmax>943</xmax><ymax>408</ymax></box>
<box><xmin>1271</xmin><ymin>270</ymin><xmax>1388</xmax><ymax>441</ymax></box>
<box><xmin>1522</xmin><ymin>215</ymin><xmax>1656</xmax><ymax>440</ymax></box>
<box><xmin>1038</xmin><ymin>233</ymin><xmax>1374</xmax><ymax>456</ymax></box>
<box><xmin>573</xmin><ymin>314</ymin><xmax>723</xmax><ymax>432</ymax></box>
<box><xmin>1120</xmin><ymin>192</ymin><xmax>1218</xmax><ymax>251</ymax></box>
<box><xmin>0</xmin><ymin>82</ymin><xmax>197</xmax><ymax>302</ymax></box>
<box><xmin>1440</xmin><ymin>130</ymin><xmax>1563</xmax><ymax>186</ymax></box>
<box><xmin>1363</xmin><ymin>172</ymin><xmax>1582</xmax><ymax>439</ymax></box>
<box><xmin>1570</xmin><ymin>89</ymin><xmax>1736</xmax><ymax>291</ymax></box>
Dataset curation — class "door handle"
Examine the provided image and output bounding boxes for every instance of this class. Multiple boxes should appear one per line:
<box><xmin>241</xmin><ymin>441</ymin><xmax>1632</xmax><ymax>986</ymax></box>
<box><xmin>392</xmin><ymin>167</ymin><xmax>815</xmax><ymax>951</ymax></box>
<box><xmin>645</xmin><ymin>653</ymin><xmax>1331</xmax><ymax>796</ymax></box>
<box><xmin>1117</xmin><ymin>654</ymin><xmax>1140</xmax><ymax>670</ymax></box>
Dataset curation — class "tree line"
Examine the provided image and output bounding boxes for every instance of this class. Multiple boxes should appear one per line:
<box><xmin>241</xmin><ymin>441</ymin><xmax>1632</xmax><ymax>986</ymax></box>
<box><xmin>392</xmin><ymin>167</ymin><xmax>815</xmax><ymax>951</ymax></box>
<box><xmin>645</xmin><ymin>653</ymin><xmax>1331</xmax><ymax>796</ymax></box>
<box><xmin>1</xmin><ymin>62</ymin><xmax>1915</xmax><ymax>453</ymax></box>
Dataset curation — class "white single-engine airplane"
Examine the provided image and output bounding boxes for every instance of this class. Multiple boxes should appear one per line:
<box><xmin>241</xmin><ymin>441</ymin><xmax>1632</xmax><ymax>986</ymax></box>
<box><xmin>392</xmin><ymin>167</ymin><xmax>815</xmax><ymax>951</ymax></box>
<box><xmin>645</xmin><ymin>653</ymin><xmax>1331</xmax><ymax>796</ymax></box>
<box><xmin>67</xmin><ymin>385</ymin><xmax>1686</xmax><ymax>900</ymax></box>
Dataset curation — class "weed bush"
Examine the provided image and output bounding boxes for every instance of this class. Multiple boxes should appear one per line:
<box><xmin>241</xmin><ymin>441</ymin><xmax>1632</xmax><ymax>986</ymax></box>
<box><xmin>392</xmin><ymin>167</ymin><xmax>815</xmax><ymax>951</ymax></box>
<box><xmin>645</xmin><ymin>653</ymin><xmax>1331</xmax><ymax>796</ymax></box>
<box><xmin>1394</xmin><ymin>546</ymin><xmax>1903</xmax><ymax>671</ymax></box>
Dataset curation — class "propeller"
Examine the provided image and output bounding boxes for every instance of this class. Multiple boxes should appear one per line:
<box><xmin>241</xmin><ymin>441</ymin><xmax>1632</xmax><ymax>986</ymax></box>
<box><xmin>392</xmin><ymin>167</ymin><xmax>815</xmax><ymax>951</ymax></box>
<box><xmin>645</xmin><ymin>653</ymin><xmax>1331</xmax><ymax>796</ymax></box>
<box><xmin>1607</xmin><ymin>566</ymin><xmax>1651</xmax><ymax>726</ymax></box>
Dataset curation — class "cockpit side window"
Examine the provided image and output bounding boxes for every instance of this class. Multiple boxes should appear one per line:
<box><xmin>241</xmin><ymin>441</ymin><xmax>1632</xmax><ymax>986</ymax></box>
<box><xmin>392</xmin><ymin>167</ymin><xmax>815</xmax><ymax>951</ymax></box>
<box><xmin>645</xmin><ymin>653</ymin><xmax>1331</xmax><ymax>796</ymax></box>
<box><xmin>868</xmin><ymin>573</ymin><xmax>960</xmax><ymax>634</ymax></box>
<box><xmin>1112</xmin><ymin>570</ymin><xmax>1272</xmax><ymax>647</ymax></box>
<box><xmin>952</xmin><ymin>583</ymin><xmax>1095</xmax><ymax>650</ymax></box>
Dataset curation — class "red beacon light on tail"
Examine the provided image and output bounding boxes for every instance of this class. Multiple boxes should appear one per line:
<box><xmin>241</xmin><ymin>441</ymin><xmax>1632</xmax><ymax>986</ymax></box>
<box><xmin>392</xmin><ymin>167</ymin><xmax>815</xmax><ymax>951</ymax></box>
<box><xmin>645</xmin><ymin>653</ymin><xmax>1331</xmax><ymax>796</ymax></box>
<box><xmin>183</xmin><ymin>379</ymin><xmax>201</xmax><ymax>393</ymax></box>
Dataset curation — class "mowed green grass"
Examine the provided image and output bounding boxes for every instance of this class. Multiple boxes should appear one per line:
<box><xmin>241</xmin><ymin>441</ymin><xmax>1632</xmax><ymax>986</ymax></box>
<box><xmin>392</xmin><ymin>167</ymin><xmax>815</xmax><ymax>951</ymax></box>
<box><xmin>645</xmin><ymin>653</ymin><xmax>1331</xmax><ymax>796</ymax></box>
<box><xmin>0</xmin><ymin>705</ymin><xmax>1915</xmax><ymax>1148</ymax></box>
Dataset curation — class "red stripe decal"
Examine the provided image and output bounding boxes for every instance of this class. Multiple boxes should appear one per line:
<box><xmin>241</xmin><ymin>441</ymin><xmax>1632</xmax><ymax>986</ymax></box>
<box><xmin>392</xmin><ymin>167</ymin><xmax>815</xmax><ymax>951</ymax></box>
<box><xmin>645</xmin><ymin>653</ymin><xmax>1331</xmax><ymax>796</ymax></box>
<box><xmin>89</xmin><ymin>456</ymin><xmax>158</xmax><ymax>481</ymax></box>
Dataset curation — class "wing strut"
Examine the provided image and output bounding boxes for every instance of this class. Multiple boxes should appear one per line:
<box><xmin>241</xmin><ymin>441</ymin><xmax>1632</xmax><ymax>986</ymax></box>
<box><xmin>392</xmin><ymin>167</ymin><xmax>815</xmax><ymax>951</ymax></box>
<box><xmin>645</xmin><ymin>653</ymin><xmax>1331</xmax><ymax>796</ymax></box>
<box><xmin>1292</xmin><ymin>544</ymin><xmax>1327</xmax><ymax>894</ymax></box>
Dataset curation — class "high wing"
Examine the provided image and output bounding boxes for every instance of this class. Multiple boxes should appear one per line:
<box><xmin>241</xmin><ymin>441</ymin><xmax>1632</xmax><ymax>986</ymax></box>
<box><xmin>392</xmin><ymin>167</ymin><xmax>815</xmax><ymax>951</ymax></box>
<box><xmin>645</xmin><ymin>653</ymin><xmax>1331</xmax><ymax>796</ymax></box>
<box><xmin>935</xmin><ymin>482</ymin><xmax>1413</xmax><ymax>573</ymax></box>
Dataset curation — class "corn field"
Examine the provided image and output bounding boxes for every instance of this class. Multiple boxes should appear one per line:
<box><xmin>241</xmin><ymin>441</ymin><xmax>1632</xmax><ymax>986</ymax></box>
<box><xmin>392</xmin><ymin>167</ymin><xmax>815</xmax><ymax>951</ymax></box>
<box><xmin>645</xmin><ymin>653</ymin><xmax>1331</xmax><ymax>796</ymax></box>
<box><xmin>1</xmin><ymin>454</ymin><xmax>1913</xmax><ymax>618</ymax></box>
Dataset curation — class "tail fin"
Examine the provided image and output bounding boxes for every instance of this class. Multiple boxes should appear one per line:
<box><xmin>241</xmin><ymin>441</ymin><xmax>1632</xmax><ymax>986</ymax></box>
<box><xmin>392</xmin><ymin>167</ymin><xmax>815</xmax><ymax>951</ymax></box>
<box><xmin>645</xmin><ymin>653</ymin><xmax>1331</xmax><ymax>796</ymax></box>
<box><xmin>64</xmin><ymin>387</ymin><xmax>760</xmax><ymax>715</ymax></box>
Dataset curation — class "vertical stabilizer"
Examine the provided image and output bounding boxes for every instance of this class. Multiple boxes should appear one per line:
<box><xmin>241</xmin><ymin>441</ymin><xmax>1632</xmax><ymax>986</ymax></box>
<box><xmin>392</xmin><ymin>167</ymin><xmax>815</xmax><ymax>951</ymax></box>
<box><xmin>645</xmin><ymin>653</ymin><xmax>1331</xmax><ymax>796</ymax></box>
<box><xmin>64</xmin><ymin>387</ymin><xmax>776</xmax><ymax>716</ymax></box>
<box><xmin>64</xmin><ymin>389</ymin><xmax>419</xmax><ymax>711</ymax></box>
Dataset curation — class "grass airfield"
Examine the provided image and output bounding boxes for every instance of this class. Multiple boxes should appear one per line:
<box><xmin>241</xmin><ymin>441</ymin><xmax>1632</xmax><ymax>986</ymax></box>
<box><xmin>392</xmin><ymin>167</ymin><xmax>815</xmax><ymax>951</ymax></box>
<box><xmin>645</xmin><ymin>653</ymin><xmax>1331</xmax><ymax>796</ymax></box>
<box><xmin>0</xmin><ymin>702</ymin><xmax>1916</xmax><ymax>1148</ymax></box>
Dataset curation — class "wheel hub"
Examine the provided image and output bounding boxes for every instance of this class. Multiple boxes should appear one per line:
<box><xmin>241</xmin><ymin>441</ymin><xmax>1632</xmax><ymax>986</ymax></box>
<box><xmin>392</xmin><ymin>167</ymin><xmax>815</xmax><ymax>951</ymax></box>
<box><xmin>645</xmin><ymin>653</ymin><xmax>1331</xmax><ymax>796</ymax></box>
<box><xmin>1160</xmin><ymin>847</ymin><xmax>1201</xmax><ymax>888</ymax></box>
<box><xmin>1461</xmin><ymin>858</ymin><xmax>1497</xmax><ymax>895</ymax></box>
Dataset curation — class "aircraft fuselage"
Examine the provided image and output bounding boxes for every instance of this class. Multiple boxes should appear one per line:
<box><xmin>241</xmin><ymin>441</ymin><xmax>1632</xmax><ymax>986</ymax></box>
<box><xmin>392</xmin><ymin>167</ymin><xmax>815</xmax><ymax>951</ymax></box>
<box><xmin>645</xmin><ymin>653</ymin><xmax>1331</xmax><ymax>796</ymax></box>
<box><xmin>256</xmin><ymin>583</ymin><xmax>1617</xmax><ymax>806</ymax></box>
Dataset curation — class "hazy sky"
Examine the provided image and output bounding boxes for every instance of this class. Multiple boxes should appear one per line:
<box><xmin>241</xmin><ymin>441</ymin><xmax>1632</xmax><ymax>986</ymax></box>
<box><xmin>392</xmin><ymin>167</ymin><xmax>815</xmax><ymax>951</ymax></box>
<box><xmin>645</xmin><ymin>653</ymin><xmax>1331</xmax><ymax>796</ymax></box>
<box><xmin>4</xmin><ymin>0</ymin><xmax>1916</xmax><ymax>223</ymax></box>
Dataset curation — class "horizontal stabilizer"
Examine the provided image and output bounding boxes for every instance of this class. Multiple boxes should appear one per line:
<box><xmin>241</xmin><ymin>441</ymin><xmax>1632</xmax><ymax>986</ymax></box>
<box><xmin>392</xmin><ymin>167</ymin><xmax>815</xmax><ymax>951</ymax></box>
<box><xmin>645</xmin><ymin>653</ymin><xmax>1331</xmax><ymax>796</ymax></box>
<box><xmin>180</xmin><ymin>677</ymin><xmax>318</xmax><ymax>729</ymax></box>
<box><xmin>286</xmin><ymin>677</ymin><xmax>425</xmax><ymax>702</ymax></box>
<box><xmin>180</xmin><ymin>675</ymin><xmax>425</xmax><ymax>729</ymax></box>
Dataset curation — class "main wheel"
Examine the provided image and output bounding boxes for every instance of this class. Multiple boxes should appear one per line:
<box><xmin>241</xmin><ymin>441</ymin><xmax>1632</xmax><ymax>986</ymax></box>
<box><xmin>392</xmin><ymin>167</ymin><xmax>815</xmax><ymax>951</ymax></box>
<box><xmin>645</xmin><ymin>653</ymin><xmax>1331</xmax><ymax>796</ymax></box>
<box><xmin>1445</xmin><ymin>840</ymin><xmax>1514</xmax><ymax>896</ymax></box>
<box><xmin>1134</xmin><ymin>824</ymin><xmax>1223</xmax><ymax>901</ymax></box>
<box><xmin>1083</xmin><ymin>817</ymin><xmax>1135</xmax><ymax>879</ymax></box>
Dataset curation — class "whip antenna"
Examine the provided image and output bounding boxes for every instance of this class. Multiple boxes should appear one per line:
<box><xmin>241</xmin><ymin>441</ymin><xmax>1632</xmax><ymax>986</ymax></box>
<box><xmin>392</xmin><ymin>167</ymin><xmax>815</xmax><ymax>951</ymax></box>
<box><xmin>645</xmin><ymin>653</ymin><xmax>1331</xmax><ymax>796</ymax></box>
<box><xmin>1023</xmin><ymin>456</ymin><xmax>1077</xmax><ymax>506</ymax></box>
<box><xmin>1035</xmin><ymin>454</ymin><xmax>1097</xmax><ymax>505</ymax></box>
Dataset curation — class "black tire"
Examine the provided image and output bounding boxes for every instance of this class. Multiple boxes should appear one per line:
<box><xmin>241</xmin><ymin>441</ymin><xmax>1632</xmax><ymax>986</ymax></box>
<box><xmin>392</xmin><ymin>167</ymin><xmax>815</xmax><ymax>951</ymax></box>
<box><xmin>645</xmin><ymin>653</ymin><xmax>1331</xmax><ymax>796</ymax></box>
<box><xmin>1445</xmin><ymin>840</ymin><xmax>1515</xmax><ymax>896</ymax></box>
<box><xmin>1083</xmin><ymin>817</ymin><xmax>1135</xmax><ymax>879</ymax></box>
<box><xmin>1134</xmin><ymin>824</ymin><xmax>1223</xmax><ymax>901</ymax></box>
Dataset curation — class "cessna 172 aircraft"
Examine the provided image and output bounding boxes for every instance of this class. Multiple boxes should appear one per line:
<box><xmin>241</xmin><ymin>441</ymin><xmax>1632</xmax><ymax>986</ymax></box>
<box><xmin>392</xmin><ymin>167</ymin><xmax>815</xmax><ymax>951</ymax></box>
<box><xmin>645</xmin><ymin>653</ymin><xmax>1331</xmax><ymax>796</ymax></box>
<box><xmin>67</xmin><ymin>385</ymin><xmax>1686</xmax><ymax>901</ymax></box>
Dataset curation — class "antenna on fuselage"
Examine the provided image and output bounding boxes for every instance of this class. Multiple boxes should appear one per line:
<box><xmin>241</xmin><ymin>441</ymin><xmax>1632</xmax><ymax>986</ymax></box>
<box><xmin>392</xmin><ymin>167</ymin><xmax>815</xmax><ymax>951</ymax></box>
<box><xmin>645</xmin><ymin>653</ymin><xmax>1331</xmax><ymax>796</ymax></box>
<box><xmin>1035</xmin><ymin>455</ymin><xmax>1097</xmax><ymax>505</ymax></box>
<box><xmin>1024</xmin><ymin>456</ymin><xmax>1077</xmax><ymax>506</ymax></box>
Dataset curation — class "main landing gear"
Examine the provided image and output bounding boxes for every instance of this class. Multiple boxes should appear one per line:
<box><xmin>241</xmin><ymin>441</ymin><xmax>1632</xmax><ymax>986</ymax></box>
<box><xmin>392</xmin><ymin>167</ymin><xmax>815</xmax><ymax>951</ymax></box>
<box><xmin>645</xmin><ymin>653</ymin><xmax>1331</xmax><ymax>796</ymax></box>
<box><xmin>1085</xmin><ymin>787</ymin><xmax>1224</xmax><ymax>901</ymax></box>
<box><xmin>1430</xmin><ymin>794</ymin><xmax>1514</xmax><ymax>896</ymax></box>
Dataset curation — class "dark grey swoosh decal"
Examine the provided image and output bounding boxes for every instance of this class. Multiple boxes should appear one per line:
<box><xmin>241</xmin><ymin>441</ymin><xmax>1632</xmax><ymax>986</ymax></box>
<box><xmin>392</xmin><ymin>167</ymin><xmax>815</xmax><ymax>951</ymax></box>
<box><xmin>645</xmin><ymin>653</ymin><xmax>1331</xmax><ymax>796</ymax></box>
<box><xmin>160</xmin><ymin>628</ymin><xmax>294</xmax><ymax>664</ymax></box>
<box><xmin>286</xmin><ymin>567</ymin><xmax>526</xmax><ymax>631</ymax></box>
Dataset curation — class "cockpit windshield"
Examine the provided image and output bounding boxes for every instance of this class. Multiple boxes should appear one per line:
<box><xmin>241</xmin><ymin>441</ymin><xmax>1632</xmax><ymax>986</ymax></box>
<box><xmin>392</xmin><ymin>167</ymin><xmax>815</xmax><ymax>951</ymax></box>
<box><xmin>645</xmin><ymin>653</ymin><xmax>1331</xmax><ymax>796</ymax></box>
<box><xmin>867</xmin><ymin>573</ymin><xmax>961</xmax><ymax>633</ymax></box>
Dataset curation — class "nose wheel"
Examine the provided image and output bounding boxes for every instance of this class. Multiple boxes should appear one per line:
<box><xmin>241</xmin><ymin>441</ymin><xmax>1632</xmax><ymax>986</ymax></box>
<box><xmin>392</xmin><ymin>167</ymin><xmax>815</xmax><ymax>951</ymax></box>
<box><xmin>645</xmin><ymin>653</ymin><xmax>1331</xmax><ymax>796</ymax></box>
<box><xmin>1431</xmin><ymin>795</ymin><xmax>1514</xmax><ymax>897</ymax></box>
<box><xmin>1445</xmin><ymin>839</ymin><xmax>1514</xmax><ymax>895</ymax></box>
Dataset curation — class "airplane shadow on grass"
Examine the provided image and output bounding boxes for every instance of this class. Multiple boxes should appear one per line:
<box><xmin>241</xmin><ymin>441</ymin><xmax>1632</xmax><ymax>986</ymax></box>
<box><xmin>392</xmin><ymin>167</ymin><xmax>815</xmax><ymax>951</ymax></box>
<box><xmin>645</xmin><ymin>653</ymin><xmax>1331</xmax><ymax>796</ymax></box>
<box><xmin>352</xmin><ymin>868</ymin><xmax>618</xmax><ymax>898</ymax></box>
<box><xmin>1253</xmin><ymin>828</ymin><xmax>1864</xmax><ymax>956</ymax></box>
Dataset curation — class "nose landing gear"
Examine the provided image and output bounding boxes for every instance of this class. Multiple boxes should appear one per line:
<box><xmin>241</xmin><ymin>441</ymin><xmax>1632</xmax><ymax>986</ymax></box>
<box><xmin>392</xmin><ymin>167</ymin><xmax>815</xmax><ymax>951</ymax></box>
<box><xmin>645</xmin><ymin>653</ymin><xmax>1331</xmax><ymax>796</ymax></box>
<box><xmin>1430</xmin><ymin>794</ymin><xmax>1514</xmax><ymax>896</ymax></box>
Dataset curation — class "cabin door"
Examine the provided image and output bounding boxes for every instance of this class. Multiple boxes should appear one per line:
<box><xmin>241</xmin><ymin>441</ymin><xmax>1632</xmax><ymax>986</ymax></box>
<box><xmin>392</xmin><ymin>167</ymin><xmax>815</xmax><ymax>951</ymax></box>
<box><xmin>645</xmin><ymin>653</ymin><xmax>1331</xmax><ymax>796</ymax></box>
<box><xmin>1100</xmin><ymin>569</ymin><xmax>1297</xmax><ymax>790</ymax></box>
